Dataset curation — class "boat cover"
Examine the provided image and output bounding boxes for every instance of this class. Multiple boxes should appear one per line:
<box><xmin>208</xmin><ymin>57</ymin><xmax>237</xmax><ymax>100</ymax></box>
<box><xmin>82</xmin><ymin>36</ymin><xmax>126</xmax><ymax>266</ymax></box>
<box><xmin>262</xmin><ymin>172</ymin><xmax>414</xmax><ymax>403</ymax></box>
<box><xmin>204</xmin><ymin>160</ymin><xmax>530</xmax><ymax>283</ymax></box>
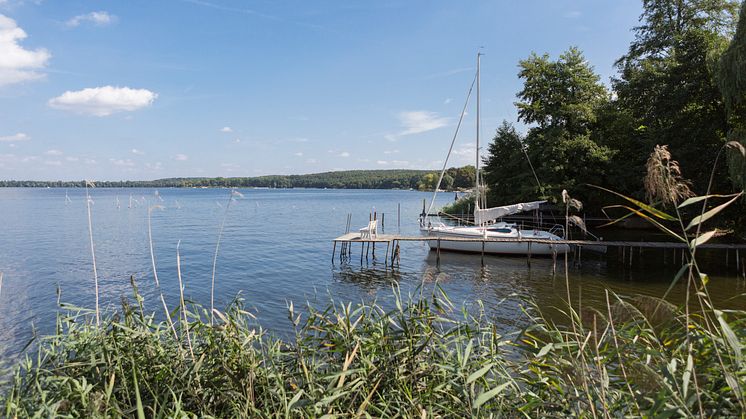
<box><xmin>474</xmin><ymin>200</ymin><xmax>545</xmax><ymax>225</ymax></box>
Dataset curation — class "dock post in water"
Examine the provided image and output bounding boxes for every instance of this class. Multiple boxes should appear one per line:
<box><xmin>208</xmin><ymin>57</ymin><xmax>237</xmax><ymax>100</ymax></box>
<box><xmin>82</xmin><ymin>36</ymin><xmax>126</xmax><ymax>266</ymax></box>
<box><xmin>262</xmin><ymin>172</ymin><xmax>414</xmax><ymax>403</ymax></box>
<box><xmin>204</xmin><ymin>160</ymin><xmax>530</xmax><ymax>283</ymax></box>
<box><xmin>397</xmin><ymin>203</ymin><xmax>401</xmax><ymax>232</ymax></box>
<box><xmin>481</xmin><ymin>240</ymin><xmax>485</xmax><ymax>266</ymax></box>
<box><xmin>436</xmin><ymin>238</ymin><xmax>441</xmax><ymax>267</ymax></box>
<box><xmin>332</xmin><ymin>241</ymin><xmax>336</xmax><ymax>263</ymax></box>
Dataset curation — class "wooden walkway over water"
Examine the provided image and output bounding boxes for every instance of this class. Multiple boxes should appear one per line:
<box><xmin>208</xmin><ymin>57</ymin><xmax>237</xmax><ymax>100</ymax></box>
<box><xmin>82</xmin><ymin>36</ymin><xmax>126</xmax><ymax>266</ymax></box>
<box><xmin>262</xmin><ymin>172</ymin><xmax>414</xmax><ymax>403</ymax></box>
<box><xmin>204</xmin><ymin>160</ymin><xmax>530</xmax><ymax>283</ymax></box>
<box><xmin>332</xmin><ymin>232</ymin><xmax>746</xmax><ymax>276</ymax></box>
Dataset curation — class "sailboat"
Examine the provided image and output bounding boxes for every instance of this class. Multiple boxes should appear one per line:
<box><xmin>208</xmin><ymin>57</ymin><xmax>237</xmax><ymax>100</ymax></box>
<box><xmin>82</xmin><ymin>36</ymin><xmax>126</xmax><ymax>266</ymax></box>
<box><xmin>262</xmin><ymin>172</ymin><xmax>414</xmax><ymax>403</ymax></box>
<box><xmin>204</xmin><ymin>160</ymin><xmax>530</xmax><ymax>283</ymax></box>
<box><xmin>420</xmin><ymin>53</ymin><xmax>570</xmax><ymax>256</ymax></box>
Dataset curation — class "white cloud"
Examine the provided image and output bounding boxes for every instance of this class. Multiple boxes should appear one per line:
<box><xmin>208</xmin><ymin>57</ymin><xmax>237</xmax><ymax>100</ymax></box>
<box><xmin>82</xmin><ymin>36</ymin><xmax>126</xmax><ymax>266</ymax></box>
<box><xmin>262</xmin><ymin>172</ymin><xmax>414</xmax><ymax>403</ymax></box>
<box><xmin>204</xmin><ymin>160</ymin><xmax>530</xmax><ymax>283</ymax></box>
<box><xmin>377</xmin><ymin>160</ymin><xmax>388</xmax><ymax>165</ymax></box>
<box><xmin>0</xmin><ymin>132</ymin><xmax>30</xmax><ymax>142</ymax></box>
<box><xmin>305</xmin><ymin>158</ymin><xmax>318</xmax><ymax>164</ymax></box>
<box><xmin>0</xmin><ymin>14</ymin><xmax>50</xmax><ymax>87</ymax></box>
<box><xmin>220</xmin><ymin>126</ymin><xmax>232</xmax><ymax>133</ymax></box>
<box><xmin>109</xmin><ymin>158</ymin><xmax>134</xmax><ymax>167</ymax></box>
<box><xmin>383</xmin><ymin>149</ymin><xmax>399</xmax><ymax>154</ymax></box>
<box><xmin>338</xmin><ymin>151</ymin><xmax>350</xmax><ymax>158</ymax></box>
<box><xmin>44</xmin><ymin>160</ymin><xmax>61</xmax><ymax>166</ymax></box>
<box><xmin>131</xmin><ymin>148</ymin><xmax>144</xmax><ymax>155</ymax></box>
<box><xmin>84</xmin><ymin>158</ymin><xmax>97</xmax><ymax>165</ymax></box>
<box><xmin>563</xmin><ymin>10</ymin><xmax>582</xmax><ymax>18</ymax></box>
<box><xmin>44</xmin><ymin>149</ymin><xmax>62</xmax><ymax>155</ymax></box>
<box><xmin>48</xmin><ymin>86</ymin><xmax>158</xmax><ymax>116</ymax></box>
<box><xmin>444</xmin><ymin>98</ymin><xmax>452</xmax><ymax>105</ymax></box>
<box><xmin>174</xmin><ymin>153</ymin><xmax>188</xmax><ymax>161</ymax></box>
<box><xmin>293</xmin><ymin>152</ymin><xmax>303</xmax><ymax>157</ymax></box>
<box><xmin>65</xmin><ymin>156</ymin><xmax>79</xmax><ymax>162</ymax></box>
<box><xmin>66</xmin><ymin>11</ymin><xmax>116</xmax><ymax>28</ymax></box>
<box><xmin>398</xmin><ymin>111</ymin><xmax>449</xmax><ymax>135</ymax></box>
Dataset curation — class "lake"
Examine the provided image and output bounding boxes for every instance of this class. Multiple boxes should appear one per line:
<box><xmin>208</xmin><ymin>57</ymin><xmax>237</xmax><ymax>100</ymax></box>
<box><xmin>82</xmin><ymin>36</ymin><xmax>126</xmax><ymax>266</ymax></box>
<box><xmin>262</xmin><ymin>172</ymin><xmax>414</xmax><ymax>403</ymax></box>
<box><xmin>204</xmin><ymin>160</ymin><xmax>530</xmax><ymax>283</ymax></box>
<box><xmin>0</xmin><ymin>187</ymin><xmax>744</xmax><ymax>360</ymax></box>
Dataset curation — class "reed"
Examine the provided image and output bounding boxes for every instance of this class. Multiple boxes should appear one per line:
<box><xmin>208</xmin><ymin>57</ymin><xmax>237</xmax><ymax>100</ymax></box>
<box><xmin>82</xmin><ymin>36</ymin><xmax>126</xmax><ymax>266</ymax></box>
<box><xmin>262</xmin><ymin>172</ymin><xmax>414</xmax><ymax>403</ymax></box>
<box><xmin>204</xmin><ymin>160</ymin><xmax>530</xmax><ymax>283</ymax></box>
<box><xmin>84</xmin><ymin>180</ymin><xmax>100</xmax><ymax>326</ymax></box>
<box><xmin>1</xmin><ymin>148</ymin><xmax>745</xmax><ymax>416</ymax></box>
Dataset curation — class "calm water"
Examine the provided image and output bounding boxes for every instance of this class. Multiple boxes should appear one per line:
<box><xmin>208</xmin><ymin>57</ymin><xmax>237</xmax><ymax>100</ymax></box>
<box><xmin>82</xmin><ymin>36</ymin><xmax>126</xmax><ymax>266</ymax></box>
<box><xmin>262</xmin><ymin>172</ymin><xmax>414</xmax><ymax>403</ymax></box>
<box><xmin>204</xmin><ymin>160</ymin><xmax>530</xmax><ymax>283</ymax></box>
<box><xmin>0</xmin><ymin>188</ymin><xmax>744</xmax><ymax>360</ymax></box>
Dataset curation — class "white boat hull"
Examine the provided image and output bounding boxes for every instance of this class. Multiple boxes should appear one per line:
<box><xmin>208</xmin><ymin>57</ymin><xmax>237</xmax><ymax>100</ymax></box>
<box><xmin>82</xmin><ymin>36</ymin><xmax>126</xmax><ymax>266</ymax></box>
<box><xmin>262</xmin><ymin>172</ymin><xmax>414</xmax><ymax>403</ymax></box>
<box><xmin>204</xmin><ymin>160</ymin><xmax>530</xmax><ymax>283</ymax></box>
<box><xmin>424</xmin><ymin>225</ymin><xmax>570</xmax><ymax>255</ymax></box>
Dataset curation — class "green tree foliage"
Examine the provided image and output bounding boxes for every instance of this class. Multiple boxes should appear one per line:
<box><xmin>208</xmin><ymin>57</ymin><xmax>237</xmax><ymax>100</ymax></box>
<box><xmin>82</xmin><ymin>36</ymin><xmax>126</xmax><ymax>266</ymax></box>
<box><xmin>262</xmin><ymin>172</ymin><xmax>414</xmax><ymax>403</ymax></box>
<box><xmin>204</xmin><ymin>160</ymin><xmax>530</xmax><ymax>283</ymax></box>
<box><xmin>0</xmin><ymin>168</ymin><xmax>476</xmax><ymax>191</ymax></box>
<box><xmin>482</xmin><ymin>121</ymin><xmax>537</xmax><ymax>204</ymax></box>
<box><xmin>505</xmin><ymin>47</ymin><xmax>614</xmax><ymax>205</ymax></box>
<box><xmin>719</xmin><ymin>1</ymin><xmax>746</xmax><ymax>192</ymax></box>
<box><xmin>614</xmin><ymin>0</ymin><xmax>739</xmax><ymax>193</ymax></box>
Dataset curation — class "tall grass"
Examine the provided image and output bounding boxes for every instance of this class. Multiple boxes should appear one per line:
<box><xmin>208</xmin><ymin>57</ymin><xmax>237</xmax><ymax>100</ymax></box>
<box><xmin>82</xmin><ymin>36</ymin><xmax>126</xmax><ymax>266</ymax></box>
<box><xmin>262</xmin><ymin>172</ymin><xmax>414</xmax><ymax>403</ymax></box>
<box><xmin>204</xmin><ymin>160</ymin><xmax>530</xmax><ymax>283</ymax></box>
<box><xmin>1</xmin><ymin>147</ymin><xmax>745</xmax><ymax>416</ymax></box>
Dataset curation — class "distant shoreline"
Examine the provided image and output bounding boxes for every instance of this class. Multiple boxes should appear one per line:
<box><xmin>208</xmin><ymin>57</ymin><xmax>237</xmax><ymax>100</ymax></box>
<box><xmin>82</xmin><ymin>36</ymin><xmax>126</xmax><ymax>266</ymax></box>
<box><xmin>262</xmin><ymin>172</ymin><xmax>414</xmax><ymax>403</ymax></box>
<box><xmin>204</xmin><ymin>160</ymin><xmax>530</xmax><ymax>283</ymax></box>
<box><xmin>0</xmin><ymin>167</ymin><xmax>476</xmax><ymax>191</ymax></box>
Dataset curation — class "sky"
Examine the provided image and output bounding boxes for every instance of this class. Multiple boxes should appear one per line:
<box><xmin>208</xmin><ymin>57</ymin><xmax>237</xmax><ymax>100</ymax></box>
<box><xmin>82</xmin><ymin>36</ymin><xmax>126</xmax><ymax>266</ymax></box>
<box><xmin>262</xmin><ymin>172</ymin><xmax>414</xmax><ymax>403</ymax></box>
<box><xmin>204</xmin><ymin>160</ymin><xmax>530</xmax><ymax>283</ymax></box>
<box><xmin>0</xmin><ymin>0</ymin><xmax>643</xmax><ymax>181</ymax></box>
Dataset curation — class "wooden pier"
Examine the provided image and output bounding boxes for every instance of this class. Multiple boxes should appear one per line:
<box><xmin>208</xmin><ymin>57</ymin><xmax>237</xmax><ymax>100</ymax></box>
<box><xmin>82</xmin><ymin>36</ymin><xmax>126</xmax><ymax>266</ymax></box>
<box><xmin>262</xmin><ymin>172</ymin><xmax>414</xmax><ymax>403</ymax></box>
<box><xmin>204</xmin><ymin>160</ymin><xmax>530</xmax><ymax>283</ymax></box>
<box><xmin>332</xmin><ymin>232</ymin><xmax>746</xmax><ymax>277</ymax></box>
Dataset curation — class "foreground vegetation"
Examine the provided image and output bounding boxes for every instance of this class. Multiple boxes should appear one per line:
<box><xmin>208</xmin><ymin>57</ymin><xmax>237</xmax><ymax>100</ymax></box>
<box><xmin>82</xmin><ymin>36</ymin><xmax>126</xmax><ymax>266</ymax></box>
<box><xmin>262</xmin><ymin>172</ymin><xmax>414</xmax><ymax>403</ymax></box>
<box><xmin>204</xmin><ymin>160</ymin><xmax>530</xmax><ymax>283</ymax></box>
<box><xmin>1</xmin><ymin>279</ymin><xmax>743</xmax><ymax>417</ymax></box>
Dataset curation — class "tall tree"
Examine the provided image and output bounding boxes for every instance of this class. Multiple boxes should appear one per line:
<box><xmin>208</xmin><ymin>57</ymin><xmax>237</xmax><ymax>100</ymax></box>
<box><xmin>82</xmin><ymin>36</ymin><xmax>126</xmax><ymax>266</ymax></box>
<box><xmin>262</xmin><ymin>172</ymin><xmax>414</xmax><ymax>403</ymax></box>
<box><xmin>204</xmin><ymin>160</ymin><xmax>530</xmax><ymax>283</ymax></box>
<box><xmin>504</xmin><ymin>47</ymin><xmax>613</xmax><ymax>206</ymax></box>
<box><xmin>719</xmin><ymin>1</ymin><xmax>746</xmax><ymax>192</ymax></box>
<box><xmin>482</xmin><ymin>121</ymin><xmax>536</xmax><ymax>204</ymax></box>
<box><xmin>614</xmin><ymin>0</ymin><xmax>739</xmax><ymax>194</ymax></box>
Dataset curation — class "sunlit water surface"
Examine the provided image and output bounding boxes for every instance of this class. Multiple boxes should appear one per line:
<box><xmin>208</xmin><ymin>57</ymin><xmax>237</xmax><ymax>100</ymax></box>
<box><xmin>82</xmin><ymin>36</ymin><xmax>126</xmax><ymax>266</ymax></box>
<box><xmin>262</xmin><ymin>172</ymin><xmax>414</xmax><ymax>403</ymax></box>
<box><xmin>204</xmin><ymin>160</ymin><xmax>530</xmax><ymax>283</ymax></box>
<box><xmin>0</xmin><ymin>188</ymin><xmax>744</xmax><ymax>360</ymax></box>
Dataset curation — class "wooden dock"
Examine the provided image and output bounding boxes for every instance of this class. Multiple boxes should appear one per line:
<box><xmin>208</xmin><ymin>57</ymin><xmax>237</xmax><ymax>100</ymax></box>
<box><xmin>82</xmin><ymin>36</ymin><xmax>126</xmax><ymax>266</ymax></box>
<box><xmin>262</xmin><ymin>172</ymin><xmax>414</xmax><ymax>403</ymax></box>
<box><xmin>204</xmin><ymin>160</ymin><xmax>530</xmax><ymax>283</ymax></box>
<box><xmin>332</xmin><ymin>232</ymin><xmax>746</xmax><ymax>276</ymax></box>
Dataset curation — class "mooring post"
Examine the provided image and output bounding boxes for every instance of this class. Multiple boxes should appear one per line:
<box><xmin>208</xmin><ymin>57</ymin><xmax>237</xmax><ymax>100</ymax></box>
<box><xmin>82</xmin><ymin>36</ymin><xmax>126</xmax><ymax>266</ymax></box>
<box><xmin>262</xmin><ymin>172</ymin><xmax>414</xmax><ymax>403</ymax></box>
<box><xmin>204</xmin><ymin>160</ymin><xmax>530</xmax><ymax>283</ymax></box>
<box><xmin>481</xmin><ymin>240</ymin><xmax>485</xmax><ymax>266</ymax></box>
<box><xmin>552</xmin><ymin>247</ymin><xmax>557</xmax><ymax>275</ymax></box>
<box><xmin>397</xmin><ymin>203</ymin><xmax>401</xmax><ymax>232</ymax></box>
<box><xmin>437</xmin><ymin>237</ymin><xmax>441</xmax><ymax>267</ymax></box>
<box><xmin>381</xmin><ymin>213</ymin><xmax>385</xmax><ymax>232</ymax></box>
<box><xmin>578</xmin><ymin>245</ymin><xmax>582</xmax><ymax>268</ymax></box>
<box><xmin>332</xmin><ymin>241</ymin><xmax>337</xmax><ymax>263</ymax></box>
<box><xmin>736</xmin><ymin>249</ymin><xmax>740</xmax><ymax>277</ymax></box>
<box><xmin>360</xmin><ymin>242</ymin><xmax>364</xmax><ymax>265</ymax></box>
<box><xmin>726</xmin><ymin>249</ymin><xmax>729</xmax><ymax>268</ymax></box>
<box><xmin>629</xmin><ymin>246</ymin><xmax>633</xmax><ymax>268</ymax></box>
<box><xmin>385</xmin><ymin>241</ymin><xmax>390</xmax><ymax>267</ymax></box>
<box><xmin>372</xmin><ymin>242</ymin><xmax>376</xmax><ymax>258</ymax></box>
<box><xmin>527</xmin><ymin>241</ymin><xmax>532</xmax><ymax>268</ymax></box>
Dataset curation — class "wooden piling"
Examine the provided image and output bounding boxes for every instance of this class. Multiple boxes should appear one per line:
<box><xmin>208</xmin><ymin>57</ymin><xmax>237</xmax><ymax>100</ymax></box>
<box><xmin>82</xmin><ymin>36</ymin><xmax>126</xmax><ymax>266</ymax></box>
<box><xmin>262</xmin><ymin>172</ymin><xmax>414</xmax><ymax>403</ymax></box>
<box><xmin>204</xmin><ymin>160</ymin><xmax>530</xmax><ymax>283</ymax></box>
<box><xmin>385</xmin><ymin>241</ymin><xmax>390</xmax><ymax>267</ymax></box>
<box><xmin>527</xmin><ymin>241</ymin><xmax>532</xmax><ymax>267</ymax></box>
<box><xmin>381</xmin><ymin>213</ymin><xmax>385</xmax><ymax>232</ymax></box>
<box><xmin>481</xmin><ymin>240</ymin><xmax>485</xmax><ymax>266</ymax></box>
<box><xmin>437</xmin><ymin>238</ymin><xmax>441</xmax><ymax>267</ymax></box>
<box><xmin>332</xmin><ymin>241</ymin><xmax>336</xmax><ymax>263</ymax></box>
<box><xmin>397</xmin><ymin>203</ymin><xmax>401</xmax><ymax>232</ymax></box>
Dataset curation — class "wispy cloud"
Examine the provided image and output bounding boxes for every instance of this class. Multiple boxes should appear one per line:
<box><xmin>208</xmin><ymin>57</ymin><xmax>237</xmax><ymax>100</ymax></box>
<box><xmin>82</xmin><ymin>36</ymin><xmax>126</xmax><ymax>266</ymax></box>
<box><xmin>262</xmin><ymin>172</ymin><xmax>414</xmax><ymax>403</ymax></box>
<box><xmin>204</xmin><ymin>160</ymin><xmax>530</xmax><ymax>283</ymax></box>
<box><xmin>293</xmin><ymin>151</ymin><xmax>303</xmax><ymax>157</ymax></box>
<box><xmin>174</xmin><ymin>153</ymin><xmax>188</xmax><ymax>161</ymax></box>
<box><xmin>395</xmin><ymin>110</ymin><xmax>449</xmax><ymax>137</ymax></box>
<box><xmin>44</xmin><ymin>149</ymin><xmax>62</xmax><ymax>156</ymax></box>
<box><xmin>0</xmin><ymin>14</ymin><xmax>51</xmax><ymax>87</ymax></box>
<box><xmin>109</xmin><ymin>158</ymin><xmax>135</xmax><ymax>167</ymax></box>
<box><xmin>220</xmin><ymin>126</ymin><xmax>232</xmax><ymax>133</ymax></box>
<box><xmin>422</xmin><ymin>67</ymin><xmax>473</xmax><ymax>80</ymax></box>
<box><xmin>180</xmin><ymin>0</ymin><xmax>324</xmax><ymax>31</ymax></box>
<box><xmin>563</xmin><ymin>10</ymin><xmax>582</xmax><ymax>19</ymax></box>
<box><xmin>131</xmin><ymin>148</ymin><xmax>144</xmax><ymax>155</ymax></box>
<box><xmin>338</xmin><ymin>151</ymin><xmax>350</xmax><ymax>158</ymax></box>
<box><xmin>66</xmin><ymin>11</ymin><xmax>116</xmax><ymax>27</ymax></box>
<box><xmin>48</xmin><ymin>86</ymin><xmax>158</xmax><ymax>116</ymax></box>
<box><xmin>0</xmin><ymin>132</ymin><xmax>30</xmax><ymax>142</ymax></box>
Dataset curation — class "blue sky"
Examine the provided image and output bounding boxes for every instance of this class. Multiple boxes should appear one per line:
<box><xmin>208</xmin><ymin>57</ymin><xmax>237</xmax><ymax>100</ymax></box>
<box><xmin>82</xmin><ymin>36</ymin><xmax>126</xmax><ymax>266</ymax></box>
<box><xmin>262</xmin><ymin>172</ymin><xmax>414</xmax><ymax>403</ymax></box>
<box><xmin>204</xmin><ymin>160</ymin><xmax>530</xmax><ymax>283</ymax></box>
<box><xmin>0</xmin><ymin>0</ymin><xmax>642</xmax><ymax>181</ymax></box>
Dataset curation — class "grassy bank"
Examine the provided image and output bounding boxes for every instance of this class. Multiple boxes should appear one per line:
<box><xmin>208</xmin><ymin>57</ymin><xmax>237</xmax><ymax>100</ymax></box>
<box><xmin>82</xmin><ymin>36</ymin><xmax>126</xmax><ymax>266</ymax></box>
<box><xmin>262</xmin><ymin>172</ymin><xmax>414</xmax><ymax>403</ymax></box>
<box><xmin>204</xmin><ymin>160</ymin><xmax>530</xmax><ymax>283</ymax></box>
<box><xmin>1</xmin><ymin>279</ymin><xmax>744</xmax><ymax>417</ymax></box>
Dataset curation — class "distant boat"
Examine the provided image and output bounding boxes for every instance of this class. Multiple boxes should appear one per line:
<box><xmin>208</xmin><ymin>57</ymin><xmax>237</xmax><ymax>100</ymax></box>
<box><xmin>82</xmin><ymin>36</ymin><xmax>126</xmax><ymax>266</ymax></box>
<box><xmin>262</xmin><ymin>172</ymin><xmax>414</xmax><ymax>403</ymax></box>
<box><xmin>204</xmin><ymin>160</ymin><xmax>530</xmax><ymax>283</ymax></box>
<box><xmin>65</xmin><ymin>190</ymin><xmax>72</xmax><ymax>204</ymax></box>
<box><xmin>419</xmin><ymin>53</ymin><xmax>569</xmax><ymax>256</ymax></box>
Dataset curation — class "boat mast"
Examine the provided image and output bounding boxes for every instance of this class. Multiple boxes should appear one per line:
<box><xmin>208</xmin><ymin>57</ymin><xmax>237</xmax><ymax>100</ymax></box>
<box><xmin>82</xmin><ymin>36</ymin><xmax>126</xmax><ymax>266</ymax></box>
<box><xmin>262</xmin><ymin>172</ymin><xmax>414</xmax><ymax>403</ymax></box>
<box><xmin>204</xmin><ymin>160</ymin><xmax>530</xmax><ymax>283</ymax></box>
<box><xmin>475</xmin><ymin>52</ymin><xmax>482</xmax><ymax>225</ymax></box>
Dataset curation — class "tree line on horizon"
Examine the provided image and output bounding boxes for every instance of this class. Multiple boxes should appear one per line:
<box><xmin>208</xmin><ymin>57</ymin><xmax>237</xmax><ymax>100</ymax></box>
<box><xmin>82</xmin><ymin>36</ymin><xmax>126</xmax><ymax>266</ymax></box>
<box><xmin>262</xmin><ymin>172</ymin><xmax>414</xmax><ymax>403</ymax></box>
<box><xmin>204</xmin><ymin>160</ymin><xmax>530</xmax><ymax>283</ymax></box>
<box><xmin>0</xmin><ymin>167</ymin><xmax>477</xmax><ymax>190</ymax></box>
<box><xmin>480</xmin><ymin>0</ymin><xmax>746</xmax><ymax>224</ymax></box>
